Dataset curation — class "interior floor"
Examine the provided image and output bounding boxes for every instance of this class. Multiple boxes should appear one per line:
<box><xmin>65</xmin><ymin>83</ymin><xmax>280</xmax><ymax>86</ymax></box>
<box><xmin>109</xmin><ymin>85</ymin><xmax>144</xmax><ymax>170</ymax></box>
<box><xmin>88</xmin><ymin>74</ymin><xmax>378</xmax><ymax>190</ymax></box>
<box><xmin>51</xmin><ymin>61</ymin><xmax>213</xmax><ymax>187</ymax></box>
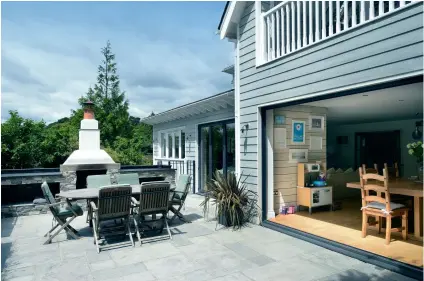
<box><xmin>270</xmin><ymin>199</ymin><xmax>423</xmax><ymax>268</ymax></box>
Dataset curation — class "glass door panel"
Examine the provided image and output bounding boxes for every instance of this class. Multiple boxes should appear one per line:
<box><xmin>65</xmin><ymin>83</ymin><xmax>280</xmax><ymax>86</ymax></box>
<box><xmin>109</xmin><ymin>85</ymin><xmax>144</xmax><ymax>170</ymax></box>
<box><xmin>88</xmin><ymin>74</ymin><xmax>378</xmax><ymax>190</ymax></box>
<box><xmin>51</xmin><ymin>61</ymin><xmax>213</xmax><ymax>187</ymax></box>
<box><xmin>226</xmin><ymin>123</ymin><xmax>235</xmax><ymax>175</ymax></box>
<box><xmin>211</xmin><ymin>125</ymin><xmax>224</xmax><ymax>176</ymax></box>
<box><xmin>200</xmin><ymin>127</ymin><xmax>210</xmax><ymax>192</ymax></box>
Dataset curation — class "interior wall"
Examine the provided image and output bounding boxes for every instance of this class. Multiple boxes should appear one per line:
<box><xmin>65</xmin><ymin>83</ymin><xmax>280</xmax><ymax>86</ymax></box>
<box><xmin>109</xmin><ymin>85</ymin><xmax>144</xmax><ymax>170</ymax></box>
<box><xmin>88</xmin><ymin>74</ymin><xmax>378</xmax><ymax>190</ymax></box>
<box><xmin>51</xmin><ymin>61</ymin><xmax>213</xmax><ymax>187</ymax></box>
<box><xmin>327</xmin><ymin>118</ymin><xmax>420</xmax><ymax>177</ymax></box>
<box><xmin>273</xmin><ymin>105</ymin><xmax>328</xmax><ymax>213</ymax></box>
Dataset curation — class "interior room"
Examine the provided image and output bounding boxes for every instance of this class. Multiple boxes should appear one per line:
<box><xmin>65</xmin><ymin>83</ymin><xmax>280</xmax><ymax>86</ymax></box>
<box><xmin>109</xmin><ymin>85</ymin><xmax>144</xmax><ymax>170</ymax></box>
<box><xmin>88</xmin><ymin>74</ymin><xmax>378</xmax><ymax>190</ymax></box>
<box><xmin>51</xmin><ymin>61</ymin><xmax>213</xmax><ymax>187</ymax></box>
<box><xmin>269</xmin><ymin>81</ymin><xmax>423</xmax><ymax>268</ymax></box>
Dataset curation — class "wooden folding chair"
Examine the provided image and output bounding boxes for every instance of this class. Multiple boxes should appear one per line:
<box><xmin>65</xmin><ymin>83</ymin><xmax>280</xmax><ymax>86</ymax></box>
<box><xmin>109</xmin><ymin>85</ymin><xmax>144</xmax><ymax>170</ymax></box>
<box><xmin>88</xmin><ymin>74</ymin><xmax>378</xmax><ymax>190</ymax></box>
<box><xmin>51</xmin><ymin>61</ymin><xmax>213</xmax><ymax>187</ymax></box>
<box><xmin>132</xmin><ymin>181</ymin><xmax>172</xmax><ymax>245</ymax></box>
<box><xmin>168</xmin><ymin>174</ymin><xmax>192</xmax><ymax>225</ymax></box>
<box><xmin>86</xmin><ymin>174</ymin><xmax>111</xmax><ymax>224</ymax></box>
<box><xmin>41</xmin><ymin>182</ymin><xmax>83</xmax><ymax>244</ymax></box>
<box><xmin>90</xmin><ymin>185</ymin><xmax>134</xmax><ymax>253</ymax></box>
<box><xmin>359</xmin><ymin>167</ymin><xmax>408</xmax><ymax>244</ymax></box>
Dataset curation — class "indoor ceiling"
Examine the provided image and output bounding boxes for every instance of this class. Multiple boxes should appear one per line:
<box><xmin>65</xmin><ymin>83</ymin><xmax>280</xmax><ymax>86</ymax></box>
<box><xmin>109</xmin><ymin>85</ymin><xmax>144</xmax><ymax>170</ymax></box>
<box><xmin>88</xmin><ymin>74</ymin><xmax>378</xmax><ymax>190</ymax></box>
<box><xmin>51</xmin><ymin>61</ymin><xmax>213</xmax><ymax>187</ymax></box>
<box><xmin>305</xmin><ymin>82</ymin><xmax>423</xmax><ymax>125</ymax></box>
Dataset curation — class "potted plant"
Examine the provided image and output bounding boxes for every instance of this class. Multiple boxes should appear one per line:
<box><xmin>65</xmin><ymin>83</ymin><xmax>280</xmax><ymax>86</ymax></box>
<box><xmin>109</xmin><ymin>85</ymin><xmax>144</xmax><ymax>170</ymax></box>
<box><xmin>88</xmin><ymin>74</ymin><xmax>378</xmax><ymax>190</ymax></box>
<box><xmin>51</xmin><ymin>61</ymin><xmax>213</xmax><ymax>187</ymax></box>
<box><xmin>407</xmin><ymin>141</ymin><xmax>423</xmax><ymax>181</ymax></box>
<box><xmin>200</xmin><ymin>171</ymin><xmax>259</xmax><ymax>230</ymax></box>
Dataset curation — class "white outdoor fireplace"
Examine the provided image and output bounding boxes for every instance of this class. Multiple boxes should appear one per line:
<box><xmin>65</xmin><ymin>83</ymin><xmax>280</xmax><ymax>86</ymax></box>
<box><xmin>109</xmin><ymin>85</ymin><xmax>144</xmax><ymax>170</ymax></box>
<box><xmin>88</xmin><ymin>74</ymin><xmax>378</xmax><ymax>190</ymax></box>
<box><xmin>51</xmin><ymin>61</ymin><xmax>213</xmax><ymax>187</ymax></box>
<box><xmin>60</xmin><ymin>101</ymin><xmax>120</xmax><ymax>191</ymax></box>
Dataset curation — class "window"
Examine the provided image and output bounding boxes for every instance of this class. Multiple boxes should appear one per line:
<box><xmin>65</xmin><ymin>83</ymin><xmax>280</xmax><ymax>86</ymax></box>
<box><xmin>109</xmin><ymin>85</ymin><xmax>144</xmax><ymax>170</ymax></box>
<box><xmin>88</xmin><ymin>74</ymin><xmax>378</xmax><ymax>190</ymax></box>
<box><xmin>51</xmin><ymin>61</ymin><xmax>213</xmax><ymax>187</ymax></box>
<box><xmin>175</xmin><ymin>134</ymin><xmax>180</xmax><ymax>158</ymax></box>
<box><xmin>161</xmin><ymin>133</ymin><xmax>166</xmax><ymax>157</ymax></box>
<box><xmin>181</xmin><ymin>132</ymin><xmax>186</xmax><ymax>159</ymax></box>
<box><xmin>168</xmin><ymin>134</ymin><xmax>173</xmax><ymax>158</ymax></box>
<box><xmin>158</xmin><ymin>128</ymin><xmax>186</xmax><ymax>159</ymax></box>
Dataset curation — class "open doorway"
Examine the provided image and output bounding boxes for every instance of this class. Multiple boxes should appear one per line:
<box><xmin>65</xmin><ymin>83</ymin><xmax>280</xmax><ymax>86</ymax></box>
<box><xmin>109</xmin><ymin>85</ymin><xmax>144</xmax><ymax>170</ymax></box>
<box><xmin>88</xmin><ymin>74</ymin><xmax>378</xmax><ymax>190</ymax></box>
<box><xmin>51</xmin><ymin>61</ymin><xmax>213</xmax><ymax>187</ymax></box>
<box><xmin>354</xmin><ymin>130</ymin><xmax>401</xmax><ymax>175</ymax></box>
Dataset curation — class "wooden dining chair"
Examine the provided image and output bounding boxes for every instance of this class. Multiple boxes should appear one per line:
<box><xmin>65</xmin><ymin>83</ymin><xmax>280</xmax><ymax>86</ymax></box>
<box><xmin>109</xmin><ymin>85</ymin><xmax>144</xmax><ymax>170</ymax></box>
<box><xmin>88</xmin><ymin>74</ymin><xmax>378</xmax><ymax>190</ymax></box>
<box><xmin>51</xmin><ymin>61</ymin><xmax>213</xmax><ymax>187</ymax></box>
<box><xmin>362</xmin><ymin>163</ymin><xmax>379</xmax><ymax>174</ymax></box>
<box><xmin>384</xmin><ymin>162</ymin><xmax>399</xmax><ymax>178</ymax></box>
<box><xmin>359</xmin><ymin>167</ymin><xmax>408</xmax><ymax>244</ymax></box>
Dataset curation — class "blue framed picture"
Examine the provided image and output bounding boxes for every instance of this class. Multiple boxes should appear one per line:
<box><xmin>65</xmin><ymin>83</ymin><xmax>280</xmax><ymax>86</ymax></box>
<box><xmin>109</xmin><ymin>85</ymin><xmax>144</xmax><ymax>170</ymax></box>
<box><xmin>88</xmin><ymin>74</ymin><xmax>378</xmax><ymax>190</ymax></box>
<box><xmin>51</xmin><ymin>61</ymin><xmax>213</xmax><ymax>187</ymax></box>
<box><xmin>274</xmin><ymin>115</ymin><xmax>285</xmax><ymax>125</ymax></box>
<box><xmin>292</xmin><ymin>120</ymin><xmax>305</xmax><ymax>144</ymax></box>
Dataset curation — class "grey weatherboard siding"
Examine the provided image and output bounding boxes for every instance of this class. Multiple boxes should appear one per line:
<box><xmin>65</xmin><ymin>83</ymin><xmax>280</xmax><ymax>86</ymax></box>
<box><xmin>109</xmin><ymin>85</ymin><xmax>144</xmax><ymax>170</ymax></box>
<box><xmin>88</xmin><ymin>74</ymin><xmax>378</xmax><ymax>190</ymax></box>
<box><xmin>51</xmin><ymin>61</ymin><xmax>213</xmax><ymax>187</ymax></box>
<box><xmin>237</xmin><ymin>2</ymin><xmax>423</xmax><ymax>192</ymax></box>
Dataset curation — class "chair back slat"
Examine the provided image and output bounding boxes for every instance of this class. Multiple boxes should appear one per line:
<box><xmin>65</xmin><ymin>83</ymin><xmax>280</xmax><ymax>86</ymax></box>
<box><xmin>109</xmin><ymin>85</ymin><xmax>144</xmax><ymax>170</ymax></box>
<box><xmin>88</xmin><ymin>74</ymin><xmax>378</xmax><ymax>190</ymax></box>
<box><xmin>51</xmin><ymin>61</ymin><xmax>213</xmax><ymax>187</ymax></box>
<box><xmin>359</xmin><ymin>167</ymin><xmax>391</xmax><ymax>211</ymax></box>
<box><xmin>138</xmin><ymin>181</ymin><xmax>170</xmax><ymax>215</ymax></box>
<box><xmin>87</xmin><ymin>175</ymin><xmax>111</xmax><ymax>189</ymax></box>
<box><xmin>117</xmin><ymin>173</ymin><xmax>140</xmax><ymax>185</ymax></box>
<box><xmin>97</xmin><ymin>185</ymin><xmax>132</xmax><ymax>220</ymax></box>
<box><xmin>41</xmin><ymin>182</ymin><xmax>58</xmax><ymax>214</ymax></box>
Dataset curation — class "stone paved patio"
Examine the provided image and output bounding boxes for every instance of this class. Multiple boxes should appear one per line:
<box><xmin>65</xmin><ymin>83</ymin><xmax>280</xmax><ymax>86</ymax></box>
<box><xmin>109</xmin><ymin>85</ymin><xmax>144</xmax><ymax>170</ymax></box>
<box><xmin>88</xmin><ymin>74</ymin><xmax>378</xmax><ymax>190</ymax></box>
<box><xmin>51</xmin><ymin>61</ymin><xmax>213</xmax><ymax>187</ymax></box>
<box><xmin>1</xmin><ymin>194</ymin><xmax>416</xmax><ymax>281</ymax></box>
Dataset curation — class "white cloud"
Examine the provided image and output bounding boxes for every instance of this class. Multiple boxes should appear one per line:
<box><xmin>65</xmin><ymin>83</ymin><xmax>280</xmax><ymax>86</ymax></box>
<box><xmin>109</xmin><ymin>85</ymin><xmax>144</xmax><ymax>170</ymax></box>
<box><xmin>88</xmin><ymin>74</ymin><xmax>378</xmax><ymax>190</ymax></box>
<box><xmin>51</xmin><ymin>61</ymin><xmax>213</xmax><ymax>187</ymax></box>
<box><xmin>1</xmin><ymin>14</ymin><xmax>234</xmax><ymax>123</ymax></box>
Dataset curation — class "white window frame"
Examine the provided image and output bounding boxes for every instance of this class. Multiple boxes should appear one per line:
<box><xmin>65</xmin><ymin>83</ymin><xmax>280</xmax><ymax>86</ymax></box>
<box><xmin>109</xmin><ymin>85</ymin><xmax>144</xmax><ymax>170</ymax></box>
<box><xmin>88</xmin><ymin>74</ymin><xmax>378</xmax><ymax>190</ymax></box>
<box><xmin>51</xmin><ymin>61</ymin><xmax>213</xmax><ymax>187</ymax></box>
<box><xmin>157</xmin><ymin>126</ymin><xmax>186</xmax><ymax>160</ymax></box>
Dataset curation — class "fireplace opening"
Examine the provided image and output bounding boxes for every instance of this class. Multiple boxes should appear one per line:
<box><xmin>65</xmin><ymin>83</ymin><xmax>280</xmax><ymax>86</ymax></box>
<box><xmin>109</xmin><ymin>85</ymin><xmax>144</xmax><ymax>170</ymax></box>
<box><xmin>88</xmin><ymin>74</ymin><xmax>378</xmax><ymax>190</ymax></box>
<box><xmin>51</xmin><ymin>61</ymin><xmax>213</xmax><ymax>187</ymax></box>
<box><xmin>76</xmin><ymin>169</ymin><xmax>107</xmax><ymax>189</ymax></box>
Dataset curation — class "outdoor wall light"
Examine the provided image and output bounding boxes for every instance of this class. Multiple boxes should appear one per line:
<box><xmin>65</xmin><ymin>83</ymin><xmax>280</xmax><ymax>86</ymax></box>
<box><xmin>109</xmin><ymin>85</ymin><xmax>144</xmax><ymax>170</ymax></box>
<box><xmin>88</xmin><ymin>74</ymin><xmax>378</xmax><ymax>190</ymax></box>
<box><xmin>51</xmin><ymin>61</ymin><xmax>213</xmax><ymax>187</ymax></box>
<box><xmin>412</xmin><ymin>120</ymin><xmax>423</xmax><ymax>140</ymax></box>
<box><xmin>241</xmin><ymin>124</ymin><xmax>249</xmax><ymax>133</ymax></box>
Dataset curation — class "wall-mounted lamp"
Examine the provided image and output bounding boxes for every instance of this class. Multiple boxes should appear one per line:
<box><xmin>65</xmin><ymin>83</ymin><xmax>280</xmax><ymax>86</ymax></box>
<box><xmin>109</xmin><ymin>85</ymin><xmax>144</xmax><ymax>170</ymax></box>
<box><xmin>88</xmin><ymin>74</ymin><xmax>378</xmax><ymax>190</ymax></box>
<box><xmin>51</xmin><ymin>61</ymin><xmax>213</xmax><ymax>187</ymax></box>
<box><xmin>241</xmin><ymin>124</ymin><xmax>249</xmax><ymax>133</ymax></box>
<box><xmin>412</xmin><ymin>120</ymin><xmax>423</xmax><ymax>140</ymax></box>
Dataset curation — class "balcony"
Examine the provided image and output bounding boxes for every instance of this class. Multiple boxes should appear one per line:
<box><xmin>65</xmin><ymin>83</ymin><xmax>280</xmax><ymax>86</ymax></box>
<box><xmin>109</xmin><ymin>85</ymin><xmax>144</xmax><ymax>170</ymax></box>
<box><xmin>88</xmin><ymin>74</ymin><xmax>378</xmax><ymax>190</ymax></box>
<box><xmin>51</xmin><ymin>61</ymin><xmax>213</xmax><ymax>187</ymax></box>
<box><xmin>259</xmin><ymin>1</ymin><xmax>418</xmax><ymax>65</ymax></box>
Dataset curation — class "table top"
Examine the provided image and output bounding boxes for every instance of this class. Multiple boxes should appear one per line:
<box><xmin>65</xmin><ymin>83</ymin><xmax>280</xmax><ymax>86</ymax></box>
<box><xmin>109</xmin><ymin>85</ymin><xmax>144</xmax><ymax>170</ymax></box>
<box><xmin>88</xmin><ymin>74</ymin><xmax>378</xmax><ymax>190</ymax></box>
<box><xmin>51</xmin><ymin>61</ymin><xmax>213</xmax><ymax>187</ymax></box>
<box><xmin>57</xmin><ymin>185</ymin><xmax>175</xmax><ymax>200</ymax></box>
<box><xmin>346</xmin><ymin>178</ymin><xmax>423</xmax><ymax>197</ymax></box>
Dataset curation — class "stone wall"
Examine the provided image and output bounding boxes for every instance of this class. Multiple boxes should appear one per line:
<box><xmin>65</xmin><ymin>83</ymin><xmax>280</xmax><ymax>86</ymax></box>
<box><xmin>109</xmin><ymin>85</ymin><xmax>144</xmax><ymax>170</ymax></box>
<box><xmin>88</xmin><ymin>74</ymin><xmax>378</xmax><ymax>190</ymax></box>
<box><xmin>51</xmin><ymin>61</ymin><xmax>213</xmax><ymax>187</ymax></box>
<box><xmin>1</xmin><ymin>166</ymin><xmax>176</xmax><ymax>217</ymax></box>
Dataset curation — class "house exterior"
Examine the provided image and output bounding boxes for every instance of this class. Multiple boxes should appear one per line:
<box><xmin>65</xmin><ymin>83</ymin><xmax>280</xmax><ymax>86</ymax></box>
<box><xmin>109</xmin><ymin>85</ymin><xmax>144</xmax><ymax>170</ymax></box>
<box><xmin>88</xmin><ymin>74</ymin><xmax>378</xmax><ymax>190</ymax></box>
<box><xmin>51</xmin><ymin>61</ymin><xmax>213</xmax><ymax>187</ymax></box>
<box><xmin>144</xmin><ymin>1</ymin><xmax>423</xmax><ymax>278</ymax></box>
<box><xmin>142</xmin><ymin>67</ymin><xmax>236</xmax><ymax>193</ymax></box>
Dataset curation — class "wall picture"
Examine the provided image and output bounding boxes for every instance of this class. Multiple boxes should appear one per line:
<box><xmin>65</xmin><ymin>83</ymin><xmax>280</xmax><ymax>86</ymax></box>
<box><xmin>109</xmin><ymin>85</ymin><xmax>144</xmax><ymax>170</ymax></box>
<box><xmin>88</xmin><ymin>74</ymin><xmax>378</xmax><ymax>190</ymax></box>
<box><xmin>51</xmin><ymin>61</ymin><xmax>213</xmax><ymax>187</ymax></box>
<box><xmin>274</xmin><ymin>115</ymin><xmax>285</xmax><ymax>125</ymax></box>
<box><xmin>310</xmin><ymin>136</ymin><xmax>323</xmax><ymax>151</ymax></box>
<box><xmin>289</xmin><ymin>149</ymin><xmax>308</xmax><ymax>163</ymax></box>
<box><xmin>309</xmin><ymin>115</ymin><xmax>325</xmax><ymax>131</ymax></box>
<box><xmin>274</xmin><ymin>128</ymin><xmax>287</xmax><ymax>150</ymax></box>
<box><xmin>292</xmin><ymin>120</ymin><xmax>305</xmax><ymax>144</ymax></box>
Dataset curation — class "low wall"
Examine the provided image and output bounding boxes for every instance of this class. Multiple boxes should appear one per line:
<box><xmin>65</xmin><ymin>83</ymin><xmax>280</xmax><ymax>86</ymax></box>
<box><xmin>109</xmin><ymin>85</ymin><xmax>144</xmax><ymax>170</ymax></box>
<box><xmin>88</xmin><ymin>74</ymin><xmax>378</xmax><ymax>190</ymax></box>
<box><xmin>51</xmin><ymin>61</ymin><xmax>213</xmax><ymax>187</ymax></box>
<box><xmin>1</xmin><ymin>165</ymin><xmax>175</xmax><ymax>217</ymax></box>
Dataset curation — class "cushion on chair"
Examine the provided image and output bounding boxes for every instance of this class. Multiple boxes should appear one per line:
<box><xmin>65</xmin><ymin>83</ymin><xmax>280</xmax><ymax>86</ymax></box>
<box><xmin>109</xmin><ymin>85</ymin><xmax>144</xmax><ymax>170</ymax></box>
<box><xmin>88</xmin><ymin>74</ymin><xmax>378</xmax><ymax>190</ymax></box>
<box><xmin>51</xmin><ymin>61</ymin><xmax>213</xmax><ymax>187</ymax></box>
<box><xmin>366</xmin><ymin>201</ymin><xmax>405</xmax><ymax>211</ymax></box>
<box><xmin>57</xmin><ymin>204</ymin><xmax>84</xmax><ymax>218</ymax></box>
<box><xmin>117</xmin><ymin>173</ymin><xmax>139</xmax><ymax>185</ymax></box>
<box><xmin>87</xmin><ymin>175</ymin><xmax>111</xmax><ymax>189</ymax></box>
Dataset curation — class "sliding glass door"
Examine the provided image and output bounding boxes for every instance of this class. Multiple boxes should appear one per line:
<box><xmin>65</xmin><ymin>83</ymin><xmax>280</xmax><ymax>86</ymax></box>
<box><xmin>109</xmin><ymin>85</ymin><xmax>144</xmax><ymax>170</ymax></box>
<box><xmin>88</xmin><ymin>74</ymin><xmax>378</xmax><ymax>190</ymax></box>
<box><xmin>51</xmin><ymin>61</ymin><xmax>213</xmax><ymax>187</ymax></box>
<box><xmin>199</xmin><ymin>120</ymin><xmax>235</xmax><ymax>193</ymax></box>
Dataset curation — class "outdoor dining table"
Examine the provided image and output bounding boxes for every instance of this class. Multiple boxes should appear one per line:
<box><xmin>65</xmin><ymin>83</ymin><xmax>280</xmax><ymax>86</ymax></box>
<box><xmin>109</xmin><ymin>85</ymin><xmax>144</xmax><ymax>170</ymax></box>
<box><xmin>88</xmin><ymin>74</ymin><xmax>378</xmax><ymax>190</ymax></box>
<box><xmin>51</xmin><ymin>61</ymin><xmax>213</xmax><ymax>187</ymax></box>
<box><xmin>346</xmin><ymin>178</ymin><xmax>423</xmax><ymax>239</ymax></box>
<box><xmin>57</xmin><ymin>184</ymin><xmax>176</xmax><ymax>226</ymax></box>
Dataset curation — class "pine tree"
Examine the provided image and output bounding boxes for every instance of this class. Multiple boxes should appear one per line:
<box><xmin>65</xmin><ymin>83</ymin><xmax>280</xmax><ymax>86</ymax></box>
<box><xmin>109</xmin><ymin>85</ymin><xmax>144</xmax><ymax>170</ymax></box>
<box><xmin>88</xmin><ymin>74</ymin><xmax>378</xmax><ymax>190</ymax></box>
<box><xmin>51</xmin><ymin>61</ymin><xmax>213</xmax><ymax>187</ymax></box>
<box><xmin>79</xmin><ymin>41</ymin><xmax>131</xmax><ymax>147</ymax></box>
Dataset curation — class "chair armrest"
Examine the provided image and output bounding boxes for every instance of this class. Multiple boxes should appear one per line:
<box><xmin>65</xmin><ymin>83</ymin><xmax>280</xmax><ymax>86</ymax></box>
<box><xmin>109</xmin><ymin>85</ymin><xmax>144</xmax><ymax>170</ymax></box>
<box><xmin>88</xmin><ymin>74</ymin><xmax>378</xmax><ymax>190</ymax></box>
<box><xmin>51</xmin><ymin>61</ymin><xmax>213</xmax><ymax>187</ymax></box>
<box><xmin>47</xmin><ymin>201</ymin><xmax>64</xmax><ymax>208</ymax></box>
<box><xmin>65</xmin><ymin>199</ymin><xmax>79</xmax><ymax>216</ymax></box>
<box><xmin>131</xmin><ymin>197</ymin><xmax>139</xmax><ymax>206</ymax></box>
<box><xmin>90</xmin><ymin>201</ymin><xmax>98</xmax><ymax>212</ymax></box>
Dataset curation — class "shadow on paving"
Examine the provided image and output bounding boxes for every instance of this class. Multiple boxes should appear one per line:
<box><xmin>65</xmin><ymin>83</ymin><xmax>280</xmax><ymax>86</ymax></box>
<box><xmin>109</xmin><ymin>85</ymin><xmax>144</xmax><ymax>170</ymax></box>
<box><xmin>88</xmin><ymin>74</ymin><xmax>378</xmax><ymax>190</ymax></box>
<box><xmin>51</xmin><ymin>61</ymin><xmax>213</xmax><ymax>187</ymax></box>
<box><xmin>1</xmin><ymin>217</ymin><xmax>18</xmax><ymax>271</ymax></box>
<box><xmin>319</xmin><ymin>268</ymin><xmax>417</xmax><ymax>281</ymax></box>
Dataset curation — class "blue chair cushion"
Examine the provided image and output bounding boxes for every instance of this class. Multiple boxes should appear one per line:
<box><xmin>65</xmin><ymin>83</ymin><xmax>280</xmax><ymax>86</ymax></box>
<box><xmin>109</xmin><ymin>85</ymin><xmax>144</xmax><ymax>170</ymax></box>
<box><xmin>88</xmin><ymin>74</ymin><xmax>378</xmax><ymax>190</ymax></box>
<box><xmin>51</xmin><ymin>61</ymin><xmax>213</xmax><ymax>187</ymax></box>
<box><xmin>57</xmin><ymin>204</ymin><xmax>84</xmax><ymax>218</ymax></box>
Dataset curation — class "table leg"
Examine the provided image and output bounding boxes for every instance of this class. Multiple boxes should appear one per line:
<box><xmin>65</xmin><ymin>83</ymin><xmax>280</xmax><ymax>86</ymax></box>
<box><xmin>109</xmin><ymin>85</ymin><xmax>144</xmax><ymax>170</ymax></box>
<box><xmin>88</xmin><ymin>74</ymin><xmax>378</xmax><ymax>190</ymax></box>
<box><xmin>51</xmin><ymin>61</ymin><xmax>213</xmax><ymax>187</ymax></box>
<box><xmin>414</xmin><ymin>196</ymin><xmax>422</xmax><ymax>238</ymax></box>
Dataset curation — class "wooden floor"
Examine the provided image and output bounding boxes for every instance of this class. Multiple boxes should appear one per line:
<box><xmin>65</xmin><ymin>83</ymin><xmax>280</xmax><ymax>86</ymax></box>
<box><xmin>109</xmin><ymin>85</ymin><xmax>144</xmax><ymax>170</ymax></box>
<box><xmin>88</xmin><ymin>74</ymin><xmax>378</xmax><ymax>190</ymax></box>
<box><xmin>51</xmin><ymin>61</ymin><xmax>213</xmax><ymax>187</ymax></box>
<box><xmin>270</xmin><ymin>200</ymin><xmax>423</xmax><ymax>267</ymax></box>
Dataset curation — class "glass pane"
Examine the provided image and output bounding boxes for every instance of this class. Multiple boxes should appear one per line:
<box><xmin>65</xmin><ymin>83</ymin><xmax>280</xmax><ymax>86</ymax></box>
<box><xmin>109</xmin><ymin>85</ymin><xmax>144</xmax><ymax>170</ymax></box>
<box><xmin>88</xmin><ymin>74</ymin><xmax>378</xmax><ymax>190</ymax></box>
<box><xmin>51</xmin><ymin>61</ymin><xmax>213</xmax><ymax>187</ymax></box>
<box><xmin>181</xmin><ymin>131</ymin><xmax>186</xmax><ymax>159</ymax></box>
<box><xmin>168</xmin><ymin>134</ymin><xmax>173</xmax><ymax>158</ymax></box>
<box><xmin>226</xmin><ymin>123</ymin><xmax>235</xmax><ymax>175</ymax></box>
<box><xmin>161</xmin><ymin>133</ymin><xmax>166</xmax><ymax>157</ymax></box>
<box><xmin>200</xmin><ymin>127</ymin><xmax>210</xmax><ymax>192</ymax></box>
<box><xmin>175</xmin><ymin>134</ymin><xmax>180</xmax><ymax>158</ymax></box>
<box><xmin>212</xmin><ymin>125</ymin><xmax>224</xmax><ymax>176</ymax></box>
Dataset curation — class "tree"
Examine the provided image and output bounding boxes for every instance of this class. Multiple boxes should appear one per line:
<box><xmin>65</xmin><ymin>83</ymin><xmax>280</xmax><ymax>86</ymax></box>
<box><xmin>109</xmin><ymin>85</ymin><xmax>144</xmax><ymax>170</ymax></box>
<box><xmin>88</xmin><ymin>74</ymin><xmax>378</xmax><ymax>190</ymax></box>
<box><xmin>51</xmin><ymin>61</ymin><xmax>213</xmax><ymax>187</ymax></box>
<box><xmin>1</xmin><ymin>111</ymin><xmax>46</xmax><ymax>169</ymax></box>
<box><xmin>78</xmin><ymin>41</ymin><xmax>132</xmax><ymax>148</ymax></box>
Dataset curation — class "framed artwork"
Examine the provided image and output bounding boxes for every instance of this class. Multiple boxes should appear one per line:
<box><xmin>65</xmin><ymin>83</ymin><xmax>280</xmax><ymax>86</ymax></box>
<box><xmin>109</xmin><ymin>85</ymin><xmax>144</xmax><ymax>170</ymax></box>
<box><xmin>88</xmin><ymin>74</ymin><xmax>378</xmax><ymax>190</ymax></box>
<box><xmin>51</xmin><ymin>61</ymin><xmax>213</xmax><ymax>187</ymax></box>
<box><xmin>291</xmin><ymin>120</ymin><xmax>305</xmax><ymax>144</ymax></box>
<box><xmin>274</xmin><ymin>115</ymin><xmax>285</xmax><ymax>125</ymax></box>
<box><xmin>309</xmin><ymin>115</ymin><xmax>325</xmax><ymax>131</ymax></box>
<box><xmin>310</xmin><ymin>136</ymin><xmax>323</xmax><ymax>151</ymax></box>
<box><xmin>274</xmin><ymin>128</ymin><xmax>287</xmax><ymax>150</ymax></box>
<box><xmin>289</xmin><ymin>149</ymin><xmax>309</xmax><ymax>163</ymax></box>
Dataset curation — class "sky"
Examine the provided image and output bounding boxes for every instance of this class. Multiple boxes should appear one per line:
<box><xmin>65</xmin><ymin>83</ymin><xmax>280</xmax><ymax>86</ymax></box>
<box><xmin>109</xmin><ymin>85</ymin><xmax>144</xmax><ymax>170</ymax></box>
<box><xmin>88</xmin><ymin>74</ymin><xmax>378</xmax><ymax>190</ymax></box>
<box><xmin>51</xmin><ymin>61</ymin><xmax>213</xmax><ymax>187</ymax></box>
<box><xmin>1</xmin><ymin>1</ymin><xmax>234</xmax><ymax>123</ymax></box>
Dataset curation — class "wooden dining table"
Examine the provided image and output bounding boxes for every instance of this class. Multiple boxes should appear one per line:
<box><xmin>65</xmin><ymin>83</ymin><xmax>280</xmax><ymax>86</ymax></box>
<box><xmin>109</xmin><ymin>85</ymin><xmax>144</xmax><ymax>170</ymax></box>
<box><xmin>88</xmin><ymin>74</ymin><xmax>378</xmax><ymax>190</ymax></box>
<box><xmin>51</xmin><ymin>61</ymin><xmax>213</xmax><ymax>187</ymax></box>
<box><xmin>346</xmin><ymin>179</ymin><xmax>423</xmax><ymax>239</ymax></box>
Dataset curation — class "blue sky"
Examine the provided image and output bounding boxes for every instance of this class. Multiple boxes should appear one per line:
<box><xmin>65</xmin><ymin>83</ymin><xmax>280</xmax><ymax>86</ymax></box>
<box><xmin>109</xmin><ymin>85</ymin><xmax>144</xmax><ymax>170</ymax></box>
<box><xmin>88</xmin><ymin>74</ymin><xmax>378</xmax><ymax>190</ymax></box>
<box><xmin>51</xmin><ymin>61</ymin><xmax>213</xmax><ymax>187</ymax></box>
<box><xmin>1</xmin><ymin>1</ymin><xmax>233</xmax><ymax>123</ymax></box>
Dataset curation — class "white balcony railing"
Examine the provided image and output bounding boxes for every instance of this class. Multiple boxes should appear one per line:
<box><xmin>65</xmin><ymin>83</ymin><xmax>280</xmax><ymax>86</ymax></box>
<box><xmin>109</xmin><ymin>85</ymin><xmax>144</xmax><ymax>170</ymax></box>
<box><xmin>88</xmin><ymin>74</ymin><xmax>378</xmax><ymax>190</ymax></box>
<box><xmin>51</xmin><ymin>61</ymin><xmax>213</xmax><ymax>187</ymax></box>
<box><xmin>261</xmin><ymin>1</ymin><xmax>416</xmax><ymax>64</ymax></box>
